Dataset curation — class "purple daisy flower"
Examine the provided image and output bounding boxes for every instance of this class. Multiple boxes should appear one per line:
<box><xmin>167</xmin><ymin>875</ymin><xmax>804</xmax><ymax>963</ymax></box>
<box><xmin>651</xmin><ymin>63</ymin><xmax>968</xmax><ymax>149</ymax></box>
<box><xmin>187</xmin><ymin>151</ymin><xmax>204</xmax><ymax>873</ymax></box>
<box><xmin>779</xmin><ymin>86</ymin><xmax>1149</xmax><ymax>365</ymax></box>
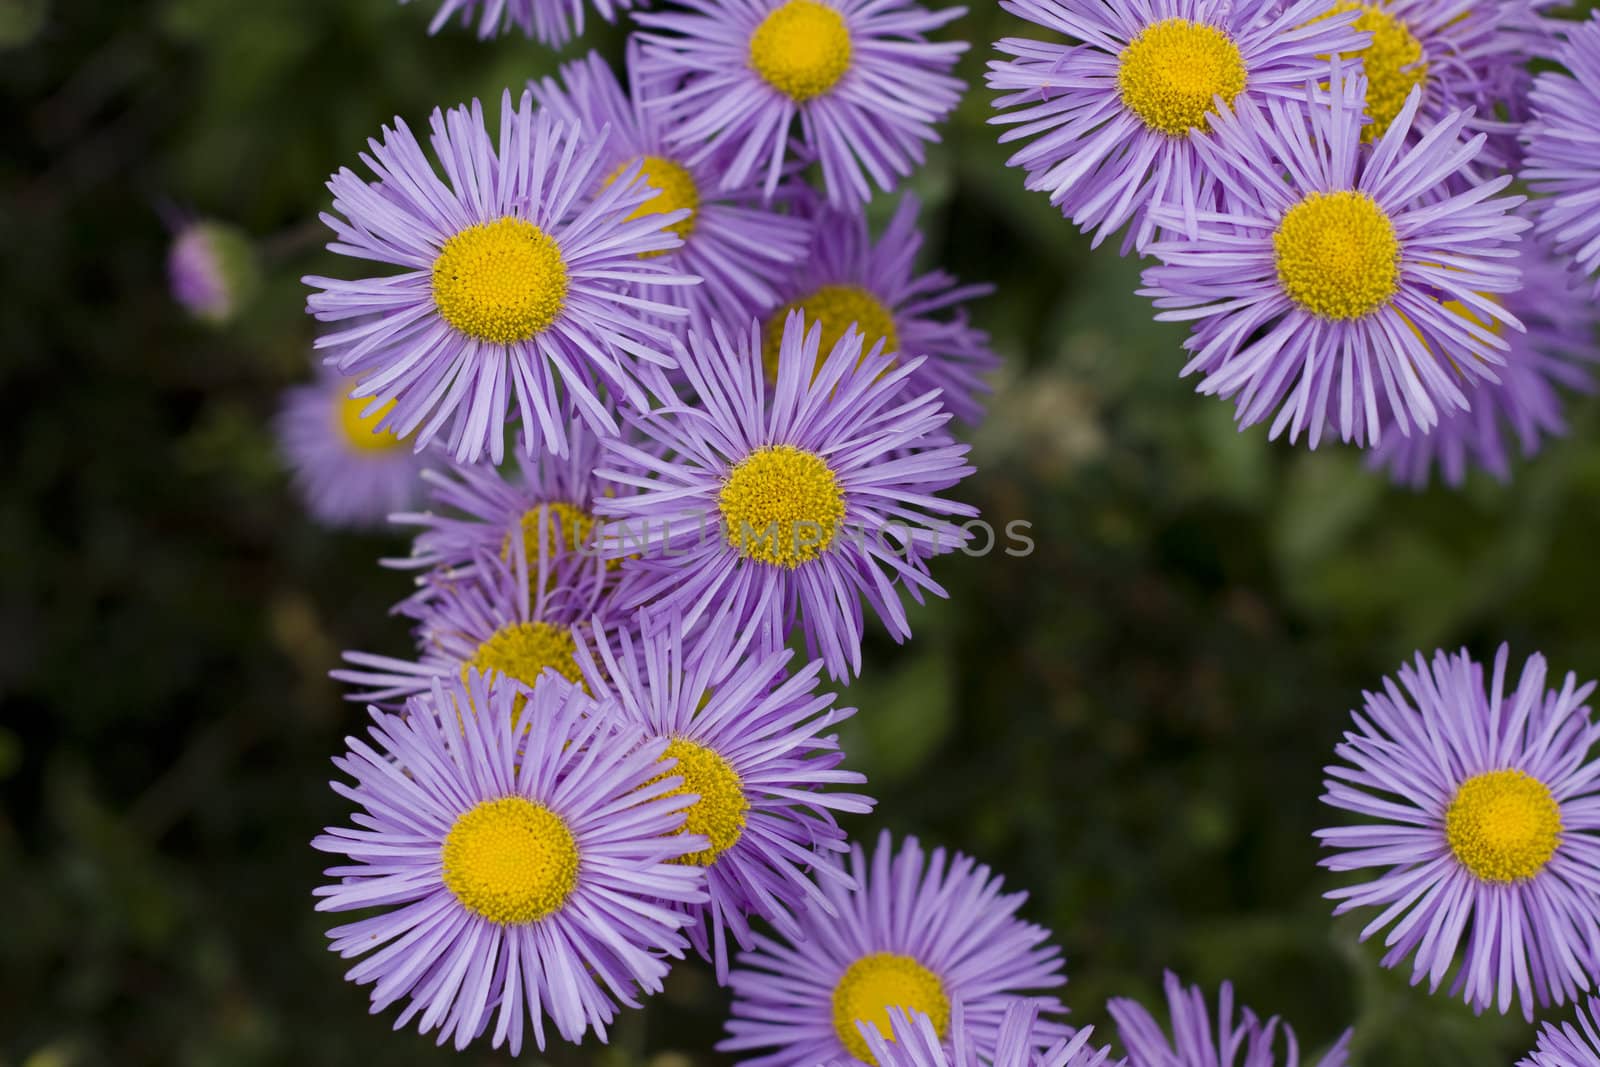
<box><xmin>594</xmin><ymin>314</ymin><xmax>977</xmax><ymax>682</ymax></box>
<box><xmin>304</xmin><ymin>90</ymin><xmax>697</xmax><ymax>466</ymax></box>
<box><xmin>275</xmin><ymin>370</ymin><xmax>433</xmax><ymax>530</ymax></box>
<box><xmin>1368</xmin><ymin>231</ymin><xmax>1599</xmax><ymax>488</ymax></box>
<box><xmin>986</xmin><ymin>0</ymin><xmax>1366</xmax><ymax>253</ymax></box>
<box><xmin>1520</xmin><ymin>996</ymin><xmax>1600</xmax><ymax>1066</ymax></box>
<box><xmin>335</xmin><ymin>532</ymin><xmax>625</xmax><ymax>707</ymax></box>
<box><xmin>1139</xmin><ymin>67</ymin><xmax>1529</xmax><ymax>448</ymax></box>
<box><xmin>408</xmin><ymin>0</ymin><xmax>628</xmax><ymax>45</ymax></box>
<box><xmin>579</xmin><ymin>614</ymin><xmax>874</xmax><ymax>982</ymax></box>
<box><xmin>389</xmin><ymin>409</ymin><xmax>614</xmax><ymax>582</ymax></box>
<box><xmin>1316</xmin><ymin>644</ymin><xmax>1600</xmax><ymax>1020</ymax></box>
<box><xmin>168</xmin><ymin>219</ymin><xmax>258</xmax><ymax>325</ymax></box>
<box><xmin>759</xmin><ymin>193</ymin><xmax>998</xmax><ymax>425</ymax></box>
<box><xmin>313</xmin><ymin>671</ymin><xmax>707</xmax><ymax>1052</ymax></box>
<box><xmin>1108</xmin><ymin>972</ymin><xmax>1351</xmax><ymax>1067</ymax></box>
<box><xmin>634</xmin><ymin>0</ymin><xmax>968</xmax><ymax>208</ymax></box>
<box><xmin>1327</xmin><ymin>0</ymin><xmax>1520</xmax><ymax>170</ymax></box>
<box><xmin>839</xmin><ymin>1003</ymin><xmax>1119</xmax><ymax>1067</ymax></box>
<box><xmin>531</xmin><ymin>47</ymin><xmax>813</xmax><ymax>331</ymax></box>
<box><xmin>722</xmin><ymin>830</ymin><xmax>1068</xmax><ymax>1067</ymax></box>
<box><xmin>1523</xmin><ymin>13</ymin><xmax>1600</xmax><ymax>298</ymax></box>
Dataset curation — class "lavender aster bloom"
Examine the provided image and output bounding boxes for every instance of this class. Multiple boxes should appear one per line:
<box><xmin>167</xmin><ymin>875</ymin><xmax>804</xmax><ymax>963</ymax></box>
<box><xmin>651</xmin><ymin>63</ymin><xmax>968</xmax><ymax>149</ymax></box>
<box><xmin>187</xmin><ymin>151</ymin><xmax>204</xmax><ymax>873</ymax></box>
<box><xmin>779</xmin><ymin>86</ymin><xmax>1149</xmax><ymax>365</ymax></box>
<box><xmin>275</xmin><ymin>370</ymin><xmax>433</xmax><ymax>530</ymax></box>
<box><xmin>532</xmin><ymin>47</ymin><xmax>812</xmax><ymax>330</ymax></box>
<box><xmin>635</xmin><ymin>0</ymin><xmax>968</xmax><ymax>208</ymax></box>
<box><xmin>1108</xmin><ymin>972</ymin><xmax>1351</xmax><ymax>1067</ymax></box>
<box><xmin>580</xmin><ymin>615</ymin><xmax>874</xmax><ymax>982</ymax></box>
<box><xmin>596</xmin><ymin>314</ymin><xmax>977</xmax><ymax>682</ymax></box>
<box><xmin>1369</xmin><ymin>232</ymin><xmax>1599</xmax><ymax>488</ymax></box>
<box><xmin>1325</xmin><ymin>0</ymin><xmax>1519</xmax><ymax>168</ymax></box>
<box><xmin>1140</xmin><ymin>67</ymin><xmax>1529</xmax><ymax>448</ymax></box>
<box><xmin>839</xmin><ymin>1003</ymin><xmax>1120</xmax><ymax>1067</ymax></box>
<box><xmin>304</xmin><ymin>90</ymin><xmax>697</xmax><ymax>465</ymax></box>
<box><xmin>335</xmin><ymin>533</ymin><xmax>626</xmax><ymax>707</ymax></box>
<box><xmin>987</xmin><ymin>0</ymin><xmax>1365</xmax><ymax>253</ymax></box>
<box><xmin>1523</xmin><ymin>13</ymin><xmax>1600</xmax><ymax>298</ymax></box>
<box><xmin>168</xmin><ymin>219</ymin><xmax>258</xmax><ymax>325</ymax></box>
<box><xmin>409</xmin><ymin>0</ymin><xmax>628</xmax><ymax>45</ymax></box>
<box><xmin>390</xmin><ymin>410</ymin><xmax>615</xmax><ymax>582</ymax></box>
<box><xmin>1316</xmin><ymin>645</ymin><xmax>1600</xmax><ymax>1020</ymax></box>
<box><xmin>1520</xmin><ymin>996</ymin><xmax>1600</xmax><ymax>1066</ymax></box>
<box><xmin>312</xmin><ymin>670</ymin><xmax>707</xmax><ymax>1052</ymax></box>
<box><xmin>760</xmin><ymin>194</ymin><xmax>998</xmax><ymax>424</ymax></box>
<box><xmin>723</xmin><ymin>830</ymin><xmax>1068</xmax><ymax>1066</ymax></box>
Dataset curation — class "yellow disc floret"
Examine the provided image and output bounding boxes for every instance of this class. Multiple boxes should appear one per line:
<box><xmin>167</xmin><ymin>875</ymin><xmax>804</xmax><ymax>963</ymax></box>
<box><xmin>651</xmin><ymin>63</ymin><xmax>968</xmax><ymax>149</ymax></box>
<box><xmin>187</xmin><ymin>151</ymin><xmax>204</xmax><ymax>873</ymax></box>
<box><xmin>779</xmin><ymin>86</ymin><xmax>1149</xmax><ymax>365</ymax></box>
<box><xmin>648</xmin><ymin>738</ymin><xmax>750</xmax><ymax>867</ymax></box>
<box><xmin>718</xmin><ymin>445</ymin><xmax>846</xmax><ymax>568</ymax></box>
<box><xmin>468</xmin><ymin>620</ymin><xmax>584</xmax><ymax>691</ymax></box>
<box><xmin>831</xmin><ymin>953</ymin><xmax>950</xmax><ymax>1066</ymax></box>
<box><xmin>605</xmin><ymin>155</ymin><xmax>701</xmax><ymax>248</ymax></box>
<box><xmin>441</xmin><ymin>796</ymin><xmax>579</xmax><ymax>924</ymax></box>
<box><xmin>337</xmin><ymin>392</ymin><xmax>404</xmax><ymax>452</ymax></box>
<box><xmin>1327</xmin><ymin>1</ymin><xmax>1428</xmax><ymax>141</ymax></box>
<box><xmin>503</xmin><ymin>502</ymin><xmax>598</xmax><ymax>562</ymax></box>
<box><xmin>432</xmin><ymin>217</ymin><xmax>568</xmax><ymax>344</ymax></box>
<box><xmin>1273</xmin><ymin>191</ymin><xmax>1401</xmax><ymax>321</ymax></box>
<box><xmin>1445</xmin><ymin>769</ymin><xmax>1562</xmax><ymax>884</ymax></box>
<box><xmin>749</xmin><ymin>0</ymin><xmax>853</xmax><ymax>103</ymax></box>
<box><xmin>1117</xmin><ymin>18</ymin><xmax>1248</xmax><ymax>137</ymax></box>
<box><xmin>762</xmin><ymin>284</ymin><xmax>899</xmax><ymax>382</ymax></box>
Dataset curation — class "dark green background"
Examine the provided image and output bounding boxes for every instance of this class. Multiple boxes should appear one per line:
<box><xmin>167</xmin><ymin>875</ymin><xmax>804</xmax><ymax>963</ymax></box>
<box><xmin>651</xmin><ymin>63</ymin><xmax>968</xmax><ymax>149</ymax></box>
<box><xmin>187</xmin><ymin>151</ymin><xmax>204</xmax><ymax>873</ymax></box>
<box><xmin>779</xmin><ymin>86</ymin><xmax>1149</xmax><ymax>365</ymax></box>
<box><xmin>6</xmin><ymin>0</ymin><xmax>1600</xmax><ymax>1062</ymax></box>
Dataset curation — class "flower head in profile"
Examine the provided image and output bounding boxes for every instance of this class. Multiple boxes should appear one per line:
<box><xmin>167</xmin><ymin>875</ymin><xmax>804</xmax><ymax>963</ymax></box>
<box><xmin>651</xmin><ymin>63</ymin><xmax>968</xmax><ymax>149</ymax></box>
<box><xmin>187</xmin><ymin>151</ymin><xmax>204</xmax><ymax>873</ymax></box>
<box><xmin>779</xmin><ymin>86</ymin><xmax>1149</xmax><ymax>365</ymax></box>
<box><xmin>1140</xmin><ymin>66</ymin><xmax>1528</xmax><ymax>448</ymax></box>
<box><xmin>312</xmin><ymin>670</ymin><xmax>707</xmax><ymax>1052</ymax></box>
<box><xmin>531</xmin><ymin>47</ymin><xmax>812</xmax><ymax>330</ymax></box>
<box><xmin>1519</xmin><ymin>996</ymin><xmax>1600</xmax><ymax>1066</ymax></box>
<box><xmin>836</xmin><ymin>1002</ymin><xmax>1119</xmax><ymax>1067</ymax></box>
<box><xmin>580</xmin><ymin>614</ymin><xmax>874</xmax><ymax>982</ymax></box>
<box><xmin>596</xmin><ymin>314</ymin><xmax>977</xmax><ymax>681</ymax></box>
<box><xmin>1369</xmin><ymin>232</ymin><xmax>1599</xmax><ymax>488</ymax></box>
<box><xmin>1523</xmin><ymin>13</ymin><xmax>1600</xmax><ymax>298</ymax></box>
<box><xmin>168</xmin><ymin>219</ymin><xmax>259</xmax><ymax>325</ymax></box>
<box><xmin>406</xmin><ymin>0</ymin><xmax>628</xmax><ymax>46</ymax></box>
<box><xmin>760</xmin><ymin>194</ymin><xmax>997</xmax><ymax>424</ymax></box>
<box><xmin>723</xmin><ymin>830</ymin><xmax>1068</xmax><ymax>1066</ymax></box>
<box><xmin>304</xmin><ymin>90</ymin><xmax>696</xmax><ymax>465</ymax></box>
<box><xmin>275</xmin><ymin>370</ymin><xmax>433</xmax><ymax>530</ymax></box>
<box><xmin>1109</xmin><ymin>972</ymin><xmax>1351</xmax><ymax>1067</ymax></box>
<box><xmin>635</xmin><ymin>0</ymin><xmax>967</xmax><ymax>208</ymax></box>
<box><xmin>335</xmin><ymin>532</ymin><xmax>625</xmax><ymax>709</ymax></box>
<box><xmin>988</xmin><ymin>0</ymin><xmax>1365</xmax><ymax>252</ymax></box>
<box><xmin>1317</xmin><ymin>645</ymin><xmax>1600</xmax><ymax>1019</ymax></box>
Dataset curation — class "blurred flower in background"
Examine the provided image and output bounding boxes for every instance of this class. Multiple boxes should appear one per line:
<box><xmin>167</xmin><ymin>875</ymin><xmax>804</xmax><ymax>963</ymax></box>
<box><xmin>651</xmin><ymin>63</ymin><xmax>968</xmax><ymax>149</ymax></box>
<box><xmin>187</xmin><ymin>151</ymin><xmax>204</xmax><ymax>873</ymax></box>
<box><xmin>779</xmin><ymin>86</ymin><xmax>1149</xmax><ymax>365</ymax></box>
<box><xmin>166</xmin><ymin>219</ymin><xmax>260</xmax><ymax>327</ymax></box>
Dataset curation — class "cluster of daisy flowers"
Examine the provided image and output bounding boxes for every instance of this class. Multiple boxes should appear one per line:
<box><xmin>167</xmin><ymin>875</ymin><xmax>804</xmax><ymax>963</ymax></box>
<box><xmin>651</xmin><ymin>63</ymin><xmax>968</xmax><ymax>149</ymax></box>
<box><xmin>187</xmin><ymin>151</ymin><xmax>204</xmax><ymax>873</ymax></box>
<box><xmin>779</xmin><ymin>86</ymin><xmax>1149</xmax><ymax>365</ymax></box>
<box><xmin>991</xmin><ymin>0</ymin><xmax>1600</xmax><ymax>482</ymax></box>
<box><xmin>241</xmin><ymin>0</ymin><xmax>1600</xmax><ymax>1061</ymax></box>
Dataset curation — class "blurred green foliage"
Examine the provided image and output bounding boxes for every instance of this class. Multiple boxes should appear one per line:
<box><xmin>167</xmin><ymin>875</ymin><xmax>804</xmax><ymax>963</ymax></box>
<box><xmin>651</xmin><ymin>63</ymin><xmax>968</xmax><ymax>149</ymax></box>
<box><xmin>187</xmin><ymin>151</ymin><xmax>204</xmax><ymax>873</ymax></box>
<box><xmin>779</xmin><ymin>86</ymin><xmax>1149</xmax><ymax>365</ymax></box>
<box><xmin>6</xmin><ymin>0</ymin><xmax>1600</xmax><ymax>1063</ymax></box>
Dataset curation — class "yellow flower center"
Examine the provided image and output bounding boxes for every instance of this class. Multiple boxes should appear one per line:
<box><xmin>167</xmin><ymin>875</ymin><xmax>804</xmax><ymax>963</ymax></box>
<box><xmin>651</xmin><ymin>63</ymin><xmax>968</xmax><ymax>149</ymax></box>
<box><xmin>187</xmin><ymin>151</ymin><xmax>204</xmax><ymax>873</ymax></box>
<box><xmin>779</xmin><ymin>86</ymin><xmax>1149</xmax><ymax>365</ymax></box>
<box><xmin>605</xmin><ymin>155</ymin><xmax>701</xmax><ymax>251</ymax></box>
<box><xmin>1327</xmin><ymin>2</ymin><xmax>1427</xmax><ymax>141</ymax></box>
<box><xmin>718</xmin><ymin>445</ymin><xmax>846</xmax><ymax>568</ymax></box>
<box><xmin>431</xmin><ymin>217</ymin><xmax>568</xmax><ymax>344</ymax></box>
<box><xmin>831</xmin><ymin>953</ymin><xmax>950</xmax><ymax>1066</ymax></box>
<box><xmin>1117</xmin><ymin>18</ymin><xmax>1248</xmax><ymax>136</ymax></box>
<box><xmin>337</xmin><ymin>392</ymin><xmax>403</xmax><ymax>452</ymax></box>
<box><xmin>502</xmin><ymin>502</ymin><xmax>598</xmax><ymax>562</ymax></box>
<box><xmin>440</xmin><ymin>796</ymin><xmax>579</xmax><ymax>924</ymax></box>
<box><xmin>762</xmin><ymin>284</ymin><xmax>899</xmax><ymax>383</ymax></box>
<box><xmin>1445</xmin><ymin>769</ymin><xmax>1562</xmax><ymax>884</ymax></box>
<box><xmin>647</xmin><ymin>738</ymin><xmax>749</xmax><ymax>867</ymax></box>
<box><xmin>749</xmin><ymin>0</ymin><xmax>853</xmax><ymax>103</ymax></box>
<box><xmin>1273</xmin><ymin>191</ymin><xmax>1401</xmax><ymax>321</ymax></box>
<box><xmin>467</xmin><ymin>620</ymin><xmax>584</xmax><ymax>692</ymax></box>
